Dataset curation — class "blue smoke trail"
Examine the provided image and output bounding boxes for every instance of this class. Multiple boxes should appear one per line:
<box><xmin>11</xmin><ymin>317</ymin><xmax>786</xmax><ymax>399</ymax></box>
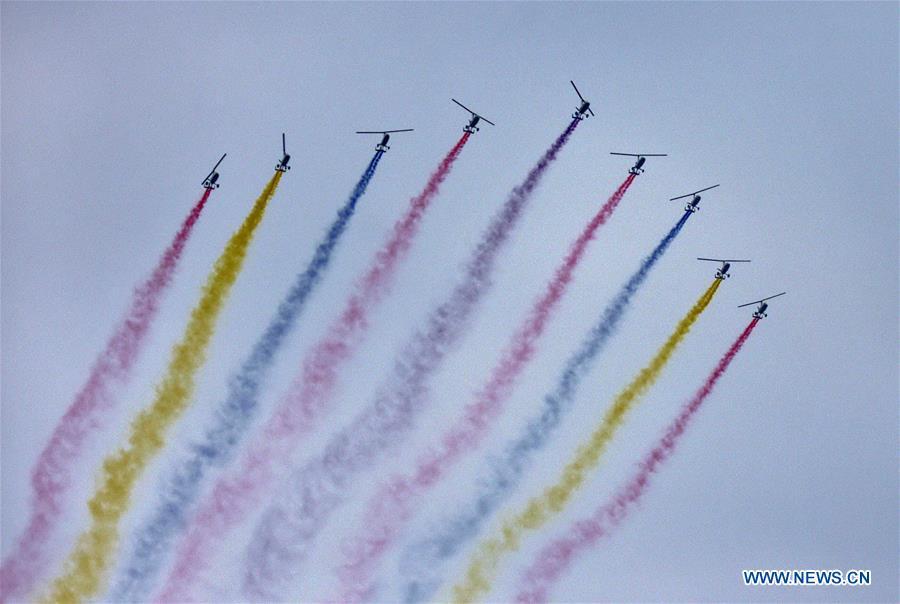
<box><xmin>108</xmin><ymin>150</ymin><xmax>384</xmax><ymax>602</ymax></box>
<box><xmin>399</xmin><ymin>210</ymin><xmax>692</xmax><ymax>603</ymax></box>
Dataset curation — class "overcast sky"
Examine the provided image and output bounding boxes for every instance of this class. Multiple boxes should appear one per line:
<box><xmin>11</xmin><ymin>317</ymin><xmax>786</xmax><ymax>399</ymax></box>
<box><xmin>2</xmin><ymin>2</ymin><xmax>897</xmax><ymax>602</ymax></box>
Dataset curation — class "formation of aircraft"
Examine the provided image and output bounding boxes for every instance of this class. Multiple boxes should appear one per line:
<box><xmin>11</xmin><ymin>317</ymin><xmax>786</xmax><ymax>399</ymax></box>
<box><xmin>355</xmin><ymin>129</ymin><xmax>415</xmax><ymax>152</ymax></box>
<box><xmin>739</xmin><ymin>292</ymin><xmax>787</xmax><ymax>319</ymax></box>
<box><xmin>452</xmin><ymin>98</ymin><xmax>495</xmax><ymax>133</ymax></box>
<box><xmin>670</xmin><ymin>184</ymin><xmax>720</xmax><ymax>213</ymax></box>
<box><xmin>275</xmin><ymin>133</ymin><xmax>291</xmax><ymax>172</ymax></box>
<box><xmin>204</xmin><ymin>84</ymin><xmax>784</xmax><ymax>316</ymax></box>
<box><xmin>610</xmin><ymin>152</ymin><xmax>667</xmax><ymax>175</ymax></box>
<box><xmin>698</xmin><ymin>257</ymin><xmax>750</xmax><ymax>280</ymax></box>
<box><xmin>202</xmin><ymin>154</ymin><xmax>226</xmax><ymax>190</ymax></box>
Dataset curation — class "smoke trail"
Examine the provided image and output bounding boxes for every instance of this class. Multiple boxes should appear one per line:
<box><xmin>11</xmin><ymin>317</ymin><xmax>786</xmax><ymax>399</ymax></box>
<box><xmin>108</xmin><ymin>152</ymin><xmax>383</xmax><ymax>602</ymax></box>
<box><xmin>399</xmin><ymin>210</ymin><xmax>692</xmax><ymax>603</ymax></box>
<box><xmin>516</xmin><ymin>318</ymin><xmax>759</xmax><ymax>603</ymax></box>
<box><xmin>239</xmin><ymin>118</ymin><xmax>580</xmax><ymax>602</ymax></box>
<box><xmin>451</xmin><ymin>278</ymin><xmax>721</xmax><ymax>602</ymax></box>
<box><xmin>334</xmin><ymin>172</ymin><xmax>635</xmax><ymax>602</ymax></box>
<box><xmin>154</xmin><ymin>134</ymin><xmax>470</xmax><ymax>603</ymax></box>
<box><xmin>39</xmin><ymin>172</ymin><xmax>281</xmax><ymax>604</ymax></box>
<box><xmin>0</xmin><ymin>189</ymin><xmax>212</xmax><ymax>603</ymax></box>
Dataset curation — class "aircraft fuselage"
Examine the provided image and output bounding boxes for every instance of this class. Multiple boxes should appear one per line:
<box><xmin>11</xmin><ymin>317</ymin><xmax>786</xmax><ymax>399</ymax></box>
<box><xmin>203</xmin><ymin>172</ymin><xmax>220</xmax><ymax>189</ymax></box>
<box><xmin>276</xmin><ymin>154</ymin><xmax>291</xmax><ymax>172</ymax></box>
<box><xmin>753</xmin><ymin>302</ymin><xmax>768</xmax><ymax>319</ymax></box>
<box><xmin>686</xmin><ymin>195</ymin><xmax>701</xmax><ymax>212</ymax></box>
<box><xmin>629</xmin><ymin>157</ymin><xmax>646</xmax><ymax>175</ymax></box>
<box><xmin>574</xmin><ymin>100</ymin><xmax>591</xmax><ymax>119</ymax></box>
<box><xmin>715</xmin><ymin>262</ymin><xmax>731</xmax><ymax>280</ymax></box>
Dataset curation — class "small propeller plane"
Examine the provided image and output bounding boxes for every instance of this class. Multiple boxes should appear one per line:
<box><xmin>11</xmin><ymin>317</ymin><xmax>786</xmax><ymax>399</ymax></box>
<box><xmin>202</xmin><ymin>153</ymin><xmax>226</xmax><ymax>190</ymax></box>
<box><xmin>452</xmin><ymin>99</ymin><xmax>495</xmax><ymax>133</ymax></box>
<box><xmin>275</xmin><ymin>133</ymin><xmax>291</xmax><ymax>172</ymax></box>
<box><xmin>610</xmin><ymin>152</ymin><xmax>667</xmax><ymax>175</ymax></box>
<box><xmin>355</xmin><ymin>129</ymin><xmax>415</xmax><ymax>152</ymax></box>
<box><xmin>670</xmin><ymin>184</ymin><xmax>720</xmax><ymax>212</ymax></box>
<box><xmin>570</xmin><ymin>80</ymin><xmax>594</xmax><ymax>120</ymax></box>
<box><xmin>697</xmin><ymin>257</ymin><xmax>750</xmax><ymax>280</ymax></box>
<box><xmin>738</xmin><ymin>292</ymin><xmax>787</xmax><ymax>319</ymax></box>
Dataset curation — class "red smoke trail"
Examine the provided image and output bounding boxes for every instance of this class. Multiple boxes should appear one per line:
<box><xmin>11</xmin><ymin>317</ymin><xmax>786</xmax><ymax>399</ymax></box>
<box><xmin>334</xmin><ymin>174</ymin><xmax>637</xmax><ymax>602</ymax></box>
<box><xmin>516</xmin><ymin>318</ymin><xmax>759</xmax><ymax>604</ymax></box>
<box><xmin>156</xmin><ymin>134</ymin><xmax>470</xmax><ymax>603</ymax></box>
<box><xmin>0</xmin><ymin>189</ymin><xmax>212</xmax><ymax>603</ymax></box>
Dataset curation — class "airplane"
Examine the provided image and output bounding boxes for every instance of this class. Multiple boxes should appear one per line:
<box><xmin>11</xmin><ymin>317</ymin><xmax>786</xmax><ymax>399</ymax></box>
<box><xmin>670</xmin><ymin>184</ymin><xmax>720</xmax><ymax>213</ymax></box>
<box><xmin>202</xmin><ymin>153</ymin><xmax>226</xmax><ymax>190</ymax></box>
<box><xmin>738</xmin><ymin>292</ymin><xmax>787</xmax><ymax>319</ymax></box>
<box><xmin>697</xmin><ymin>257</ymin><xmax>750</xmax><ymax>280</ymax></box>
<box><xmin>355</xmin><ymin>129</ymin><xmax>414</xmax><ymax>152</ymax></box>
<box><xmin>570</xmin><ymin>80</ymin><xmax>594</xmax><ymax>120</ymax></box>
<box><xmin>275</xmin><ymin>133</ymin><xmax>291</xmax><ymax>172</ymax></box>
<box><xmin>610</xmin><ymin>152</ymin><xmax>667</xmax><ymax>175</ymax></box>
<box><xmin>452</xmin><ymin>99</ymin><xmax>495</xmax><ymax>133</ymax></box>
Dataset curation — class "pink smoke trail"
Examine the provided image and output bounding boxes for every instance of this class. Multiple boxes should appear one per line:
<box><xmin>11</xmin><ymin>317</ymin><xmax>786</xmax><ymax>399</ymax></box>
<box><xmin>333</xmin><ymin>173</ymin><xmax>637</xmax><ymax>602</ymax></box>
<box><xmin>155</xmin><ymin>133</ymin><xmax>470</xmax><ymax>603</ymax></box>
<box><xmin>0</xmin><ymin>189</ymin><xmax>212</xmax><ymax>603</ymax></box>
<box><xmin>515</xmin><ymin>318</ymin><xmax>760</xmax><ymax>604</ymax></box>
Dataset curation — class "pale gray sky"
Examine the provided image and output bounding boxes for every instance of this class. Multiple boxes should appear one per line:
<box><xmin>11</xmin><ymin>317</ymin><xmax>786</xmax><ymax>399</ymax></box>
<box><xmin>2</xmin><ymin>2</ymin><xmax>897</xmax><ymax>602</ymax></box>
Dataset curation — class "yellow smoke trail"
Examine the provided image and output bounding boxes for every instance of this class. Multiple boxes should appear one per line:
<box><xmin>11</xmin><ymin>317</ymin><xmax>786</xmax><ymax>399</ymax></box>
<box><xmin>452</xmin><ymin>279</ymin><xmax>721</xmax><ymax>603</ymax></box>
<box><xmin>41</xmin><ymin>172</ymin><xmax>282</xmax><ymax>604</ymax></box>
